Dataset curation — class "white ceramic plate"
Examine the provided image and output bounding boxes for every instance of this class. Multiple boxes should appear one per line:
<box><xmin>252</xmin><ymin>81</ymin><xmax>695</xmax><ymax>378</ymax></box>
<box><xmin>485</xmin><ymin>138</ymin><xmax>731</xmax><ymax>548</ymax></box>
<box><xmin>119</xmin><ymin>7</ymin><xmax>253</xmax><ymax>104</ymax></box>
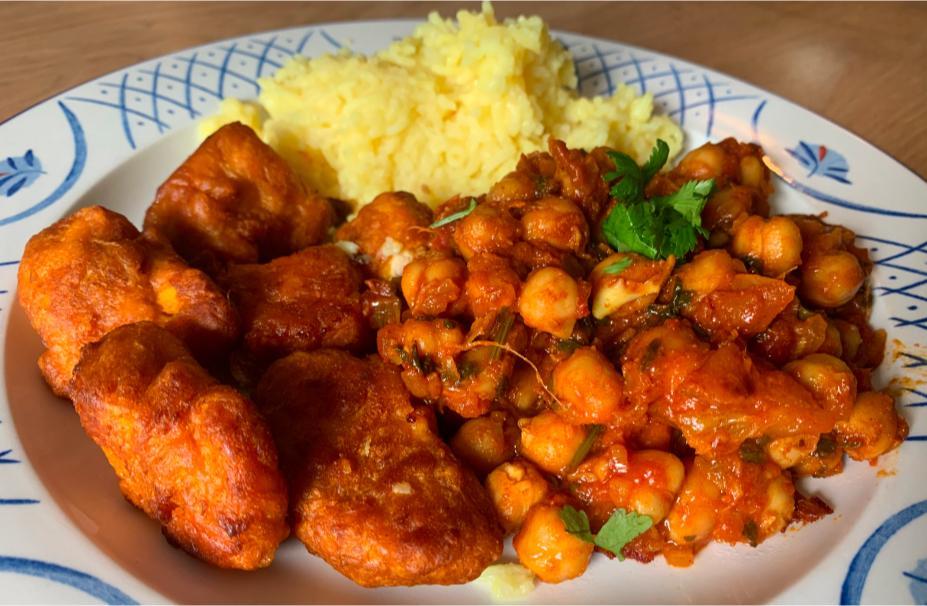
<box><xmin>1</xmin><ymin>19</ymin><xmax>925</xmax><ymax>605</ymax></box>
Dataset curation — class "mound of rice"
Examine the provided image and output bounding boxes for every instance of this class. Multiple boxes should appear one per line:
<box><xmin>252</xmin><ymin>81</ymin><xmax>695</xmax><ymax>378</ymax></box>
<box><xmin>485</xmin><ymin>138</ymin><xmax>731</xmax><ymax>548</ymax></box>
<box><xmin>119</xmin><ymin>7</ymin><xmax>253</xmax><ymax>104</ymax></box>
<box><xmin>200</xmin><ymin>2</ymin><xmax>683</xmax><ymax>207</ymax></box>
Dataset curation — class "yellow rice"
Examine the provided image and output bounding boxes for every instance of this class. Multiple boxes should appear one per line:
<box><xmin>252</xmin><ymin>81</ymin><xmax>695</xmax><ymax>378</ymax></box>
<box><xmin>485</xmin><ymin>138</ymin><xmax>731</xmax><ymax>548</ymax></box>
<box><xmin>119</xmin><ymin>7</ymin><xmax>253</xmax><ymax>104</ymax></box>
<box><xmin>200</xmin><ymin>2</ymin><xmax>683</xmax><ymax>207</ymax></box>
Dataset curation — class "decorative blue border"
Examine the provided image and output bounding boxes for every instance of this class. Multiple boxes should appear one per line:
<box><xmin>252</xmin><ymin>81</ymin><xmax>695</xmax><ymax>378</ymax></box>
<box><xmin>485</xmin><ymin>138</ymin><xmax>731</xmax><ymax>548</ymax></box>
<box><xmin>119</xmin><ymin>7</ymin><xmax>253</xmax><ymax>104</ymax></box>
<box><xmin>841</xmin><ymin>500</ymin><xmax>927</xmax><ymax>605</ymax></box>
<box><xmin>0</xmin><ymin>556</ymin><xmax>137</xmax><ymax>604</ymax></box>
<box><xmin>0</xmin><ymin>102</ymin><xmax>87</xmax><ymax>228</ymax></box>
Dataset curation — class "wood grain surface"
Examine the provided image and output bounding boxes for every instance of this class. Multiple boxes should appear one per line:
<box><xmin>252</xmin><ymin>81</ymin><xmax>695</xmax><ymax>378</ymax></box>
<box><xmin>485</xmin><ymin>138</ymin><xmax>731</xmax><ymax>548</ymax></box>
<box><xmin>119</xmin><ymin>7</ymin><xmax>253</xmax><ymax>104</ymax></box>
<box><xmin>1</xmin><ymin>1</ymin><xmax>925</xmax><ymax>177</ymax></box>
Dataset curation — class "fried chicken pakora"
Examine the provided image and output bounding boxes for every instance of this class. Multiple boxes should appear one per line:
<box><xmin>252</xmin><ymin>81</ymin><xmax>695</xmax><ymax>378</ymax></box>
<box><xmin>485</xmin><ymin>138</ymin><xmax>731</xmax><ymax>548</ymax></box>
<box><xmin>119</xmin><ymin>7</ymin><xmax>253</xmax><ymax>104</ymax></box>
<box><xmin>144</xmin><ymin>122</ymin><xmax>335</xmax><ymax>275</ymax></box>
<box><xmin>18</xmin><ymin>206</ymin><xmax>237</xmax><ymax>396</ymax></box>
<box><xmin>69</xmin><ymin>322</ymin><xmax>288</xmax><ymax>570</ymax></box>
<box><xmin>221</xmin><ymin>245</ymin><xmax>369</xmax><ymax>384</ymax></box>
<box><xmin>254</xmin><ymin>349</ymin><xmax>503</xmax><ymax>587</ymax></box>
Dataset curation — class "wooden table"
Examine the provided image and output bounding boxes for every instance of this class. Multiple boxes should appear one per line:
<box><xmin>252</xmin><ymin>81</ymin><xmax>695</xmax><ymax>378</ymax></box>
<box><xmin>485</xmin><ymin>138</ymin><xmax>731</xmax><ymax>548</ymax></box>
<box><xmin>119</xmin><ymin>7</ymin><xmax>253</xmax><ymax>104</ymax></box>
<box><xmin>2</xmin><ymin>2</ymin><xmax>925</xmax><ymax>177</ymax></box>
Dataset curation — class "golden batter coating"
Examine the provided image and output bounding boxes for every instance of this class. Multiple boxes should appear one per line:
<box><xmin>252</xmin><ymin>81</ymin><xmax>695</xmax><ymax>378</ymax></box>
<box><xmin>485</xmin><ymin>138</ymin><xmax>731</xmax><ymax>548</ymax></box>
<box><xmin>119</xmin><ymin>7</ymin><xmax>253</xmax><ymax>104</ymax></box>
<box><xmin>221</xmin><ymin>245</ymin><xmax>369</xmax><ymax>382</ymax></box>
<box><xmin>144</xmin><ymin>122</ymin><xmax>335</xmax><ymax>275</ymax></box>
<box><xmin>17</xmin><ymin>206</ymin><xmax>237</xmax><ymax>396</ymax></box>
<box><xmin>69</xmin><ymin>322</ymin><xmax>288</xmax><ymax>570</ymax></box>
<box><xmin>254</xmin><ymin>349</ymin><xmax>503</xmax><ymax>587</ymax></box>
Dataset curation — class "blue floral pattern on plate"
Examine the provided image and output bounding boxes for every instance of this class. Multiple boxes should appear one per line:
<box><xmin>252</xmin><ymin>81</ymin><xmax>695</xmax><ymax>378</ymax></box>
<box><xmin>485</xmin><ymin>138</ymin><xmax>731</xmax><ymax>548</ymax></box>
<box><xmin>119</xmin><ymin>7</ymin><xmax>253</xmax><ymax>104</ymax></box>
<box><xmin>787</xmin><ymin>140</ymin><xmax>851</xmax><ymax>184</ymax></box>
<box><xmin>0</xmin><ymin>150</ymin><xmax>43</xmax><ymax>197</ymax></box>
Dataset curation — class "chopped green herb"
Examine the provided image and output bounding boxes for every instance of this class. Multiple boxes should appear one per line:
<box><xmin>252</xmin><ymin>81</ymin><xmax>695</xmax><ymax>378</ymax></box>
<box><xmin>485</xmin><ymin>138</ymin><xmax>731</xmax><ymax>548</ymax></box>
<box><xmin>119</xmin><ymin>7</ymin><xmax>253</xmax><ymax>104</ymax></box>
<box><xmin>601</xmin><ymin>140</ymin><xmax>713</xmax><ymax>261</ymax></box>
<box><xmin>641</xmin><ymin>139</ymin><xmax>671</xmax><ymax>184</ymax></box>
<box><xmin>595</xmin><ymin>508</ymin><xmax>653</xmax><ymax>560</ymax></box>
<box><xmin>488</xmin><ymin>308</ymin><xmax>515</xmax><ymax>361</ymax></box>
<box><xmin>739</xmin><ymin>438</ymin><xmax>767</xmax><ymax>464</ymax></box>
<box><xmin>640</xmin><ymin>338</ymin><xmax>662</xmax><ymax>370</ymax></box>
<box><xmin>742</xmin><ymin>519</ymin><xmax>759</xmax><ymax>547</ymax></box>
<box><xmin>602</xmin><ymin>257</ymin><xmax>633</xmax><ymax>276</ymax></box>
<box><xmin>814</xmin><ymin>433</ymin><xmax>837</xmax><ymax>457</ymax></box>
<box><xmin>556</xmin><ymin>338</ymin><xmax>583</xmax><ymax>353</ymax></box>
<box><xmin>559</xmin><ymin>505</ymin><xmax>596</xmax><ymax>543</ymax></box>
<box><xmin>409</xmin><ymin>343</ymin><xmax>434</xmax><ymax>374</ymax></box>
<box><xmin>430</xmin><ymin>198</ymin><xmax>478</xmax><ymax>228</ymax></box>
<box><xmin>443</xmin><ymin>319</ymin><xmax>457</xmax><ymax>329</ymax></box>
<box><xmin>457</xmin><ymin>360</ymin><xmax>478</xmax><ymax>381</ymax></box>
<box><xmin>559</xmin><ymin>506</ymin><xmax>653</xmax><ymax>560</ymax></box>
<box><xmin>796</xmin><ymin>305</ymin><xmax>817</xmax><ymax>320</ymax></box>
<box><xmin>683</xmin><ymin>534</ymin><xmax>696</xmax><ymax>543</ymax></box>
<box><xmin>568</xmin><ymin>424</ymin><xmax>604</xmax><ymax>471</ymax></box>
<box><xmin>742</xmin><ymin>255</ymin><xmax>764</xmax><ymax>274</ymax></box>
<box><xmin>668</xmin><ymin>282</ymin><xmax>693</xmax><ymax>314</ymax></box>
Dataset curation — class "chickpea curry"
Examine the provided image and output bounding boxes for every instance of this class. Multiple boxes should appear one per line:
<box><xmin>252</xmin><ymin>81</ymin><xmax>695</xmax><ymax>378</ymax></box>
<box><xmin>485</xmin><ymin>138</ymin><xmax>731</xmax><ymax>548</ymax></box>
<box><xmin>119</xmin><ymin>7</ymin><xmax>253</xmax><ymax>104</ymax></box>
<box><xmin>17</xmin><ymin>123</ymin><xmax>907</xmax><ymax>588</ymax></box>
<box><xmin>340</xmin><ymin>136</ymin><xmax>907</xmax><ymax>581</ymax></box>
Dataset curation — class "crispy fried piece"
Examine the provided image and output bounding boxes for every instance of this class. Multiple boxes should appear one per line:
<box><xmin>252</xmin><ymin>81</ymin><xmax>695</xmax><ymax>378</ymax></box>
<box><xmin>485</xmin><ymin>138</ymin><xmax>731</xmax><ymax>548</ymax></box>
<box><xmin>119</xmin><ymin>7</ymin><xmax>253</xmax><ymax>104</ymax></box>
<box><xmin>254</xmin><ymin>349</ymin><xmax>503</xmax><ymax>587</ymax></box>
<box><xmin>335</xmin><ymin>191</ymin><xmax>435</xmax><ymax>280</ymax></box>
<box><xmin>144</xmin><ymin>122</ymin><xmax>334</xmax><ymax>274</ymax></box>
<box><xmin>68</xmin><ymin>322</ymin><xmax>288</xmax><ymax>570</ymax></box>
<box><xmin>221</xmin><ymin>245</ymin><xmax>369</xmax><ymax>382</ymax></box>
<box><xmin>17</xmin><ymin>206</ymin><xmax>237</xmax><ymax>396</ymax></box>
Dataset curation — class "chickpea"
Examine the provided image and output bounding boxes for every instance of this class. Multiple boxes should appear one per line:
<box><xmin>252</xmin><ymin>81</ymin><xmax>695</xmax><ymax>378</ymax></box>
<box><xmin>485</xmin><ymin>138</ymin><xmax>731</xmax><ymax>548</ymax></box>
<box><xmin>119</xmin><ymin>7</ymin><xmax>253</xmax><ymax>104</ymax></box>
<box><xmin>819</xmin><ymin>320</ymin><xmax>844</xmax><ymax>357</ymax></box>
<box><xmin>450</xmin><ymin>411</ymin><xmax>517</xmax><ymax>475</ymax></box>
<box><xmin>552</xmin><ymin>347</ymin><xmax>625</xmax><ymax>425</ymax></box>
<box><xmin>739</xmin><ymin>155</ymin><xmax>767</xmax><ymax>189</ymax></box>
<box><xmin>376</xmin><ymin>319</ymin><xmax>465</xmax><ymax>399</ymax></box>
<box><xmin>630</xmin><ymin>421</ymin><xmax>673</xmax><ymax>451</ymax></box>
<box><xmin>452</xmin><ymin>203</ymin><xmax>520</xmax><ymax>260</ymax></box>
<box><xmin>665</xmin><ymin>458</ymin><xmax>721</xmax><ymax>545</ymax></box>
<box><xmin>465</xmin><ymin>253</ymin><xmax>521</xmax><ymax>318</ymax></box>
<box><xmin>487</xmin><ymin>154</ymin><xmax>558</xmax><ymax>204</ymax></box>
<box><xmin>590</xmin><ymin>253</ymin><xmax>674</xmax><ymax>319</ymax></box>
<box><xmin>764</xmin><ymin>434</ymin><xmax>819</xmax><ymax>469</ymax></box>
<box><xmin>627</xmin><ymin>450</ymin><xmax>686</xmax><ymax>523</ymax></box>
<box><xmin>521</xmin><ymin>197</ymin><xmax>589</xmax><ymax>253</ymax></box>
<box><xmin>799</xmin><ymin>251</ymin><xmax>865</xmax><ymax>308</ymax></box>
<box><xmin>518</xmin><ymin>267</ymin><xmax>588</xmax><ymax>339</ymax></box>
<box><xmin>759</xmin><ymin>474</ymin><xmax>795</xmax><ymax>537</ymax></box>
<box><xmin>442</xmin><ymin>338</ymin><xmax>519</xmax><ymax>419</ymax></box>
<box><xmin>676</xmin><ymin>143</ymin><xmax>728</xmax><ymax>181</ymax></box>
<box><xmin>730</xmin><ymin>215</ymin><xmax>803</xmax><ymax>277</ymax></box>
<box><xmin>675</xmin><ymin>249</ymin><xmax>739</xmax><ymax>295</ymax></box>
<box><xmin>784</xmin><ymin>353</ymin><xmax>856</xmax><ymax>420</ymax></box>
<box><xmin>833</xmin><ymin>319</ymin><xmax>862</xmax><ymax>361</ymax></box>
<box><xmin>518</xmin><ymin>411</ymin><xmax>588</xmax><ymax>475</ymax></box>
<box><xmin>513</xmin><ymin>501</ymin><xmax>594</xmax><ymax>583</ymax></box>
<box><xmin>702</xmin><ymin>185</ymin><xmax>755</xmax><ymax>232</ymax></box>
<box><xmin>401</xmin><ymin>255</ymin><xmax>468</xmax><ymax>317</ymax></box>
<box><xmin>485</xmin><ymin>459</ymin><xmax>550</xmax><ymax>533</ymax></box>
<box><xmin>793</xmin><ymin>433</ymin><xmax>844</xmax><ymax>478</ymax></box>
<box><xmin>507</xmin><ymin>363</ymin><xmax>544</xmax><ymax>415</ymax></box>
<box><xmin>631</xmin><ymin>450</ymin><xmax>686</xmax><ymax>495</ymax></box>
<box><xmin>836</xmin><ymin>391</ymin><xmax>907</xmax><ymax>461</ymax></box>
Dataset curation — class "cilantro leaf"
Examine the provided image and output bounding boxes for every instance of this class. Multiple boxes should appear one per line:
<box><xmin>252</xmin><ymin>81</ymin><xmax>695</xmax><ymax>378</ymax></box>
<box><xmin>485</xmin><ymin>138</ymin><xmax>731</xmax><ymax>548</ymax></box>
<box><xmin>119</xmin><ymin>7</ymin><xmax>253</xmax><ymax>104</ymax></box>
<box><xmin>559</xmin><ymin>505</ymin><xmax>653</xmax><ymax>561</ymax></box>
<box><xmin>601</xmin><ymin>139</ymin><xmax>714</xmax><ymax>261</ymax></box>
<box><xmin>594</xmin><ymin>508</ymin><xmax>653</xmax><ymax>560</ymax></box>
<box><xmin>430</xmin><ymin>198</ymin><xmax>477</xmax><ymax>228</ymax></box>
<box><xmin>641</xmin><ymin>139</ymin><xmax>670</xmax><ymax>184</ymax></box>
<box><xmin>601</xmin><ymin>257</ymin><xmax>632</xmax><ymax>276</ymax></box>
<box><xmin>603</xmin><ymin>151</ymin><xmax>643</xmax><ymax>204</ymax></box>
<box><xmin>602</xmin><ymin>202</ymin><xmax>659</xmax><ymax>259</ymax></box>
<box><xmin>652</xmin><ymin>179</ymin><xmax>714</xmax><ymax>229</ymax></box>
<box><xmin>559</xmin><ymin>505</ymin><xmax>595</xmax><ymax>543</ymax></box>
<box><xmin>660</xmin><ymin>209</ymin><xmax>701</xmax><ymax>259</ymax></box>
